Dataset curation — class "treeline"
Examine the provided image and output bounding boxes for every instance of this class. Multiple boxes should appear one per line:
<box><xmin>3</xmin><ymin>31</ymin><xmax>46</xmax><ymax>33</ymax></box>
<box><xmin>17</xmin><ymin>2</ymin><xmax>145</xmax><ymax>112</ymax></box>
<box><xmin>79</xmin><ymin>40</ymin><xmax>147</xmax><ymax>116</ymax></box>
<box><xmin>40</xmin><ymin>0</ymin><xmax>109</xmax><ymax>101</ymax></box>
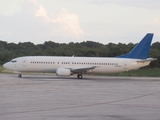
<box><xmin>0</xmin><ymin>40</ymin><xmax>160</xmax><ymax>67</ymax></box>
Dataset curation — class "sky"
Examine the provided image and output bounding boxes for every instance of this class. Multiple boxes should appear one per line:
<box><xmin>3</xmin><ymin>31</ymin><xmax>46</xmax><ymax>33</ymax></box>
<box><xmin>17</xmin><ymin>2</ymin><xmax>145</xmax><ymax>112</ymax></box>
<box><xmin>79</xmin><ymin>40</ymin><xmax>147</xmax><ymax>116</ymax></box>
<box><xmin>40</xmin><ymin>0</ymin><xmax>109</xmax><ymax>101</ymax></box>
<box><xmin>0</xmin><ymin>0</ymin><xmax>160</xmax><ymax>44</ymax></box>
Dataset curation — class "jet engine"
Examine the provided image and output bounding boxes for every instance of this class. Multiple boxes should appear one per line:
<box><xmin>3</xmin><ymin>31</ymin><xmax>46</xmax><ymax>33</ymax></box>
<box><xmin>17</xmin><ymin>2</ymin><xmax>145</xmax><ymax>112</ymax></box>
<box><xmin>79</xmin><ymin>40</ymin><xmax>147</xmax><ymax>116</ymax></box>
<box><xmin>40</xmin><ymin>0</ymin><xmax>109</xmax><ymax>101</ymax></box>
<box><xmin>56</xmin><ymin>68</ymin><xmax>71</xmax><ymax>76</ymax></box>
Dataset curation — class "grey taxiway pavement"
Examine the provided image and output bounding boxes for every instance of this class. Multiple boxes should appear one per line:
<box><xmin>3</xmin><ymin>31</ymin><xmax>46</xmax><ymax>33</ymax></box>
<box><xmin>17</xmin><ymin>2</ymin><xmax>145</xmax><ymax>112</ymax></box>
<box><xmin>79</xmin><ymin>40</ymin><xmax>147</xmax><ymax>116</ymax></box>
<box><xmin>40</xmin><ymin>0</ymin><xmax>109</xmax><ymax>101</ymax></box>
<box><xmin>1</xmin><ymin>74</ymin><xmax>160</xmax><ymax>120</ymax></box>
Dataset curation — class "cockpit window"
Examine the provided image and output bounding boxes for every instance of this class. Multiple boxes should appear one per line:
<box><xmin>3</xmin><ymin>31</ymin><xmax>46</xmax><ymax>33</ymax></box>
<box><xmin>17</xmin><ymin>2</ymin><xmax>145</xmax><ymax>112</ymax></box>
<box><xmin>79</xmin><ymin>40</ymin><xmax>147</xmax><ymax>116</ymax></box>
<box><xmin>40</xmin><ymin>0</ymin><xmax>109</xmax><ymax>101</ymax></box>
<box><xmin>11</xmin><ymin>60</ymin><xmax>17</xmax><ymax>63</ymax></box>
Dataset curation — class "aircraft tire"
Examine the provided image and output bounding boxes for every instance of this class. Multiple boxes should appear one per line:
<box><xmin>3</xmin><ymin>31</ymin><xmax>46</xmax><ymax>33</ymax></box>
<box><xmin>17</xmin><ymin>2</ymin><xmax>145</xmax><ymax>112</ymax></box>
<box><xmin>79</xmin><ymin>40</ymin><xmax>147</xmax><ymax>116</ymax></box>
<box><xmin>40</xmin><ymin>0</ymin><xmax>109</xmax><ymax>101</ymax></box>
<box><xmin>77</xmin><ymin>74</ymin><xmax>83</xmax><ymax>79</ymax></box>
<box><xmin>18</xmin><ymin>74</ymin><xmax>22</xmax><ymax>78</ymax></box>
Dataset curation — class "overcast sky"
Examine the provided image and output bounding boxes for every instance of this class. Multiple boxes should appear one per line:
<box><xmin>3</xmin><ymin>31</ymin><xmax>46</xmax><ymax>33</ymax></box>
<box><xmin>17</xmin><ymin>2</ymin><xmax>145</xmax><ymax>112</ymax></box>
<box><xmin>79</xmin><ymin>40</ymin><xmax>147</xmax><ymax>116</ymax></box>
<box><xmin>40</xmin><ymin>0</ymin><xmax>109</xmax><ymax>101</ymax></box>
<box><xmin>0</xmin><ymin>0</ymin><xmax>160</xmax><ymax>44</ymax></box>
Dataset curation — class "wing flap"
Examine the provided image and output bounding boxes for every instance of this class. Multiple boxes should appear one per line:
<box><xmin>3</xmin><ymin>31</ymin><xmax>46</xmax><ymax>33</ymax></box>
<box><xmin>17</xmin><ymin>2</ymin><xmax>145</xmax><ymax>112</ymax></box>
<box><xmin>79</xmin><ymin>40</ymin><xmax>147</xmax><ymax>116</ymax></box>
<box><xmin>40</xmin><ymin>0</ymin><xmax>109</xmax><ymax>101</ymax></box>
<box><xmin>71</xmin><ymin>66</ymin><xmax>96</xmax><ymax>73</ymax></box>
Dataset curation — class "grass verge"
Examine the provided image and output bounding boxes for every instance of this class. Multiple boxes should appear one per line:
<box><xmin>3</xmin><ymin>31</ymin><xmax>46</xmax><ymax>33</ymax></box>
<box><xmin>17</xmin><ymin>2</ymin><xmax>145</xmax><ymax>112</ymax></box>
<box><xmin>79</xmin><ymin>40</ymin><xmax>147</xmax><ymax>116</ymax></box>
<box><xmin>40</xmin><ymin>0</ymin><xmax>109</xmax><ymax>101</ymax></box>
<box><xmin>105</xmin><ymin>68</ymin><xmax>160</xmax><ymax>77</ymax></box>
<box><xmin>0</xmin><ymin>66</ymin><xmax>12</xmax><ymax>73</ymax></box>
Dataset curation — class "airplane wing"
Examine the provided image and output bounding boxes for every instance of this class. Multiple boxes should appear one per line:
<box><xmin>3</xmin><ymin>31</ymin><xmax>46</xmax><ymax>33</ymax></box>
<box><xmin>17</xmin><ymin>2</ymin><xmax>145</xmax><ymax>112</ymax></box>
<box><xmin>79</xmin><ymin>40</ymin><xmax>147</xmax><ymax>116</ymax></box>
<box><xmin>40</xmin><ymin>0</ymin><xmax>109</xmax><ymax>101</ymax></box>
<box><xmin>70</xmin><ymin>66</ymin><xmax>96</xmax><ymax>73</ymax></box>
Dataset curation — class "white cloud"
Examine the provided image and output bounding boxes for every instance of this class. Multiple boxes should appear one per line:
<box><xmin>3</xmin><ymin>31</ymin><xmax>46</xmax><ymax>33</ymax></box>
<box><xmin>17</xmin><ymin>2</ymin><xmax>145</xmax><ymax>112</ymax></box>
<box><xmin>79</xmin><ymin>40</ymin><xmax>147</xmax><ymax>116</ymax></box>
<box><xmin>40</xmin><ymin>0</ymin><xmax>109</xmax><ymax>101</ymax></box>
<box><xmin>51</xmin><ymin>8</ymin><xmax>84</xmax><ymax>37</ymax></box>
<box><xmin>0</xmin><ymin>0</ymin><xmax>160</xmax><ymax>44</ymax></box>
<box><xmin>150</xmin><ymin>18</ymin><xmax>160</xmax><ymax>25</ymax></box>
<box><xmin>88</xmin><ymin>0</ymin><xmax>160</xmax><ymax>9</ymax></box>
<box><xmin>149</xmin><ymin>18</ymin><xmax>160</xmax><ymax>36</ymax></box>
<box><xmin>0</xmin><ymin>0</ymin><xmax>84</xmax><ymax>44</ymax></box>
<box><xmin>28</xmin><ymin>0</ymin><xmax>84</xmax><ymax>38</ymax></box>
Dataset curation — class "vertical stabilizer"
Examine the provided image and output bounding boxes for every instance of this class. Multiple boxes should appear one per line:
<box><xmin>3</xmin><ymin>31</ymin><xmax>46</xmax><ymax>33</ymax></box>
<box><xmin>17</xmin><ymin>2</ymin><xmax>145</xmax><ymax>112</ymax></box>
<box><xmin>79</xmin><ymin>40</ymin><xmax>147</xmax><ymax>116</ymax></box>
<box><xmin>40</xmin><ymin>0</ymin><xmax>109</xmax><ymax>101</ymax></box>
<box><xmin>116</xmin><ymin>33</ymin><xmax>153</xmax><ymax>59</ymax></box>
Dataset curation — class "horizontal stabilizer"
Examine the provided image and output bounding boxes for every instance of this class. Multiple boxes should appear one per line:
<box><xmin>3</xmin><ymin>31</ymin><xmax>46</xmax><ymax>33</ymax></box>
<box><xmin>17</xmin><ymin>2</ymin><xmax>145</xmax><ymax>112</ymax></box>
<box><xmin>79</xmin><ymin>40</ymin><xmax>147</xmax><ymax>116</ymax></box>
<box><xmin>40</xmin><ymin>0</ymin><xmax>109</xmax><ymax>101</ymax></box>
<box><xmin>136</xmin><ymin>58</ymin><xmax>157</xmax><ymax>63</ymax></box>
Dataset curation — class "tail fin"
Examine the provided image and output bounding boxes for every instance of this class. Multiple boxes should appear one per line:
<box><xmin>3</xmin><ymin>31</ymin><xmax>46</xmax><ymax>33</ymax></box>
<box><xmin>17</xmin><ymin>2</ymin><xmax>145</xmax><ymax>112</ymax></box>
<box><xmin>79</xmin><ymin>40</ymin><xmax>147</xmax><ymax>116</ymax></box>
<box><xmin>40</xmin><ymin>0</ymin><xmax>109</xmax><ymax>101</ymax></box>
<box><xmin>116</xmin><ymin>33</ymin><xmax>153</xmax><ymax>59</ymax></box>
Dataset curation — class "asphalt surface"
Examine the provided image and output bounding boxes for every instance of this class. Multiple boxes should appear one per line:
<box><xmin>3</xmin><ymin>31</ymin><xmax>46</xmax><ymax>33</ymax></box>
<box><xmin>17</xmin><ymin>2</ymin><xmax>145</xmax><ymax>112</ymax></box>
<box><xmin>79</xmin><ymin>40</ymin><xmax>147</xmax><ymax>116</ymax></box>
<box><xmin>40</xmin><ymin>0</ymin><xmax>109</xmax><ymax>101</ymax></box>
<box><xmin>1</xmin><ymin>73</ymin><xmax>160</xmax><ymax>120</ymax></box>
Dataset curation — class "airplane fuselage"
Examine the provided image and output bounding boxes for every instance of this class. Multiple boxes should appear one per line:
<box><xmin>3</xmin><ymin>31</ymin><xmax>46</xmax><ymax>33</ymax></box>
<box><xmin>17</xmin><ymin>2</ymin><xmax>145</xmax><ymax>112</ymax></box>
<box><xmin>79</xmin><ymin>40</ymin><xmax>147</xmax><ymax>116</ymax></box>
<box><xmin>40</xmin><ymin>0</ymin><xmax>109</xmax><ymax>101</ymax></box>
<box><xmin>4</xmin><ymin>56</ymin><xmax>150</xmax><ymax>74</ymax></box>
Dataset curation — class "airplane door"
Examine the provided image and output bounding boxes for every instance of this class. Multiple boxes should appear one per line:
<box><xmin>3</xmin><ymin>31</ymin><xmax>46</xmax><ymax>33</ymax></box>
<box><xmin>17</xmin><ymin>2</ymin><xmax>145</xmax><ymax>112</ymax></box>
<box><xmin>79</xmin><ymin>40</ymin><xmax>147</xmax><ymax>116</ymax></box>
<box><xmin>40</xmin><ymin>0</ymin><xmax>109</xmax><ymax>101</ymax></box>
<box><xmin>123</xmin><ymin>60</ymin><xmax>127</xmax><ymax>70</ymax></box>
<box><xmin>22</xmin><ymin>58</ymin><xmax>27</xmax><ymax>67</ymax></box>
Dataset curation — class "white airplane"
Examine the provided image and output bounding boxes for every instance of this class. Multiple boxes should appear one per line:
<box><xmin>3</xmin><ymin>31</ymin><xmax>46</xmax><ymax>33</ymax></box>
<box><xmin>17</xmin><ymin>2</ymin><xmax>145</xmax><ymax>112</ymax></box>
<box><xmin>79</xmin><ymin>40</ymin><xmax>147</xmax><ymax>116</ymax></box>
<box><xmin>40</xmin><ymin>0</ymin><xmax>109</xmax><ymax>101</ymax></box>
<box><xmin>3</xmin><ymin>33</ymin><xmax>156</xmax><ymax>79</ymax></box>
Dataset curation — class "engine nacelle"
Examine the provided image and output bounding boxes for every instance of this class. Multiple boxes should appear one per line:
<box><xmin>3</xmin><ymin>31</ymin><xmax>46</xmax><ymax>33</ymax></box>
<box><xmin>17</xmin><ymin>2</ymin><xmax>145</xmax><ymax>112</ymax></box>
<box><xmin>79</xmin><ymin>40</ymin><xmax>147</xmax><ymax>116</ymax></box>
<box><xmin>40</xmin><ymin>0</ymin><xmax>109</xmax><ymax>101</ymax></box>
<box><xmin>56</xmin><ymin>68</ymin><xmax>71</xmax><ymax>76</ymax></box>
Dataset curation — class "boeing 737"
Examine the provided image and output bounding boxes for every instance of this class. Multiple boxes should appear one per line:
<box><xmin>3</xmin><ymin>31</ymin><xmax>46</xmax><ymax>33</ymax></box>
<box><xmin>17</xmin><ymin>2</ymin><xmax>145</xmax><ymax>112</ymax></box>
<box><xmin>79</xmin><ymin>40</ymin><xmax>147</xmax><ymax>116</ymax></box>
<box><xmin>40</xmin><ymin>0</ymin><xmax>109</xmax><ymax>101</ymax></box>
<box><xmin>3</xmin><ymin>33</ymin><xmax>156</xmax><ymax>79</ymax></box>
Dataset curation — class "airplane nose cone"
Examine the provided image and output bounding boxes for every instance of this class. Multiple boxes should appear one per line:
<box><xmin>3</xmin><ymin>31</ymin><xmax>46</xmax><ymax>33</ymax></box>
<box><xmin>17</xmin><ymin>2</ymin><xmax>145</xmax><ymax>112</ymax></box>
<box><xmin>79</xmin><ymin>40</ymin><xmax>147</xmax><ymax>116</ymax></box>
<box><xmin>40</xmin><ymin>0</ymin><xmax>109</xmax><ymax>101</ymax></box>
<box><xmin>3</xmin><ymin>62</ymin><xmax>10</xmax><ymax>70</ymax></box>
<box><xmin>3</xmin><ymin>64</ymin><xmax>6</xmax><ymax>68</ymax></box>
<box><xmin>3</xmin><ymin>62</ymin><xmax>16</xmax><ymax>71</ymax></box>
<box><xmin>3</xmin><ymin>63</ymin><xmax>7</xmax><ymax>68</ymax></box>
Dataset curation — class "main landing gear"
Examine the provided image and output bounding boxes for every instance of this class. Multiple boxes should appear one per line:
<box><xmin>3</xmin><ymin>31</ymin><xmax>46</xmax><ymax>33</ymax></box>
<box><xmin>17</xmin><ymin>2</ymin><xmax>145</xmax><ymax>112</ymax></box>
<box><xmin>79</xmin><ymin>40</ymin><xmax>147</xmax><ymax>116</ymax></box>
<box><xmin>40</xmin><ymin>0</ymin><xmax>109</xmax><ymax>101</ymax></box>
<box><xmin>18</xmin><ymin>74</ymin><xmax>22</xmax><ymax>78</ymax></box>
<box><xmin>77</xmin><ymin>73</ymin><xmax>83</xmax><ymax>79</ymax></box>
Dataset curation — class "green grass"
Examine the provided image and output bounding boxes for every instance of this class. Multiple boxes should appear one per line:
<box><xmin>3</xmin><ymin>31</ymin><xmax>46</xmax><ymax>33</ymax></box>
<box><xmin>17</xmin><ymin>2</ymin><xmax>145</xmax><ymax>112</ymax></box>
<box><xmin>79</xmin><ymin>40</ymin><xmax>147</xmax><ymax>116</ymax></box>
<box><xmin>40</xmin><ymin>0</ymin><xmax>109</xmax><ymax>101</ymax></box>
<box><xmin>0</xmin><ymin>66</ymin><xmax>4</xmax><ymax>72</ymax></box>
<box><xmin>105</xmin><ymin>68</ymin><xmax>160</xmax><ymax>77</ymax></box>
<box><xmin>0</xmin><ymin>65</ymin><xmax>160</xmax><ymax>77</ymax></box>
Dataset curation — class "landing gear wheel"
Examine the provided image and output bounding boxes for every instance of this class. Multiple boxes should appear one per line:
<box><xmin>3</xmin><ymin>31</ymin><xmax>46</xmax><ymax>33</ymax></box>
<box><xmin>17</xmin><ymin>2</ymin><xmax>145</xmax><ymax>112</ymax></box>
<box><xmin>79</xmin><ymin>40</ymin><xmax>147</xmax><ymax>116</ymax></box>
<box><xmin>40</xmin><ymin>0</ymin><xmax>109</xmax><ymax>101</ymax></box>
<box><xmin>18</xmin><ymin>74</ymin><xmax>22</xmax><ymax>78</ymax></box>
<box><xmin>77</xmin><ymin>74</ymin><xmax>83</xmax><ymax>79</ymax></box>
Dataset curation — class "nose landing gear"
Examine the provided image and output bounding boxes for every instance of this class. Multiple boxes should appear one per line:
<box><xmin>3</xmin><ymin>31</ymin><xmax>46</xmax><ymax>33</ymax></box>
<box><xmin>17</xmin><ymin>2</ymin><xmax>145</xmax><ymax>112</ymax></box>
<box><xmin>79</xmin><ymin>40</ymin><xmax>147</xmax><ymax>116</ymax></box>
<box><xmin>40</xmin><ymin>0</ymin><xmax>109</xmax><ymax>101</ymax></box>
<box><xmin>18</xmin><ymin>74</ymin><xmax>22</xmax><ymax>78</ymax></box>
